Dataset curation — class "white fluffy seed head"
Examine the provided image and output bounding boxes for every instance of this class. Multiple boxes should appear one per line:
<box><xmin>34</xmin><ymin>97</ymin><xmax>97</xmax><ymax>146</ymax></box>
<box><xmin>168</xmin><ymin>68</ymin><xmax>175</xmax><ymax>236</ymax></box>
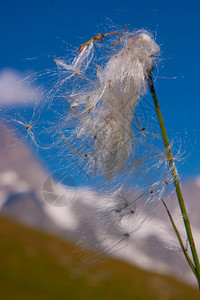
<box><xmin>100</xmin><ymin>32</ymin><xmax>160</xmax><ymax>88</ymax></box>
<box><xmin>59</xmin><ymin>30</ymin><xmax>160</xmax><ymax>180</ymax></box>
<box><xmin>71</xmin><ymin>31</ymin><xmax>160</xmax><ymax>178</ymax></box>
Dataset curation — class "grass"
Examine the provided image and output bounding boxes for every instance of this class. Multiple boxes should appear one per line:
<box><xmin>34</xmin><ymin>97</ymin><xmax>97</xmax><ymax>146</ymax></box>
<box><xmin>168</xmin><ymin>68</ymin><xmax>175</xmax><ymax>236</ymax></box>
<box><xmin>0</xmin><ymin>215</ymin><xmax>199</xmax><ymax>300</ymax></box>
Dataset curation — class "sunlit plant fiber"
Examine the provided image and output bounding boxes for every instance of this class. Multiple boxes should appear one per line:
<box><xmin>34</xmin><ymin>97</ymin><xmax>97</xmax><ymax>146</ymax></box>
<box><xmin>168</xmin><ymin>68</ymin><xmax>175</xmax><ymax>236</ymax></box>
<box><xmin>6</xmin><ymin>26</ymin><xmax>200</xmax><ymax>287</ymax></box>
<box><xmin>56</xmin><ymin>28</ymin><xmax>200</xmax><ymax>287</ymax></box>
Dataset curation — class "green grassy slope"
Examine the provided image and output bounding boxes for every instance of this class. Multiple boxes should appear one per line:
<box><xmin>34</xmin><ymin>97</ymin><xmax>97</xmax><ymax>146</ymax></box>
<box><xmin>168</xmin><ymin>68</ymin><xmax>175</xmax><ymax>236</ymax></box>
<box><xmin>0</xmin><ymin>215</ymin><xmax>199</xmax><ymax>300</ymax></box>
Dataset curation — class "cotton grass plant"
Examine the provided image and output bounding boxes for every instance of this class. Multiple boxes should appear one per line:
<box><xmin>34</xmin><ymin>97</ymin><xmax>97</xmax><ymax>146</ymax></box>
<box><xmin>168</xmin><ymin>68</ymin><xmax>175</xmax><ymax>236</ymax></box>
<box><xmin>56</xmin><ymin>28</ymin><xmax>200</xmax><ymax>287</ymax></box>
<box><xmin>6</xmin><ymin>26</ymin><xmax>200</xmax><ymax>287</ymax></box>
<box><xmin>60</xmin><ymin>31</ymin><xmax>159</xmax><ymax>179</ymax></box>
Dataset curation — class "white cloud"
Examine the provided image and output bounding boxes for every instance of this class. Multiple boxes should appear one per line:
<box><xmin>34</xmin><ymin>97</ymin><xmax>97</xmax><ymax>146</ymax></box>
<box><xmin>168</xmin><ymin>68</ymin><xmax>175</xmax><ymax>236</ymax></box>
<box><xmin>0</xmin><ymin>69</ymin><xmax>41</xmax><ymax>106</ymax></box>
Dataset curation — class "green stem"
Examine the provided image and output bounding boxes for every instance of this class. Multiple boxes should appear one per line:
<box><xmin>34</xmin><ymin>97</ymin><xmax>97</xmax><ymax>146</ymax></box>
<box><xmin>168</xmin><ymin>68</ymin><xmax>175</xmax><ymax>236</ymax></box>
<box><xmin>161</xmin><ymin>199</ymin><xmax>197</xmax><ymax>279</ymax></box>
<box><xmin>147</xmin><ymin>72</ymin><xmax>200</xmax><ymax>288</ymax></box>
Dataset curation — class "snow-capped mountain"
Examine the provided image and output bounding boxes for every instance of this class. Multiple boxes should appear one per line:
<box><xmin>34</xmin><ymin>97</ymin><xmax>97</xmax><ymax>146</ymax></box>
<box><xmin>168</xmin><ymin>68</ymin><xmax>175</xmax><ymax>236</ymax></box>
<box><xmin>1</xmin><ymin>122</ymin><xmax>200</xmax><ymax>285</ymax></box>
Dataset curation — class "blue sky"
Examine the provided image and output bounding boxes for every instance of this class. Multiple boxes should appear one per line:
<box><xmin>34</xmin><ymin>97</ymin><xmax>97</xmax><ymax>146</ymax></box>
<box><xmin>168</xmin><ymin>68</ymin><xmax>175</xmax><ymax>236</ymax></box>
<box><xmin>1</xmin><ymin>0</ymin><xmax>200</xmax><ymax>179</ymax></box>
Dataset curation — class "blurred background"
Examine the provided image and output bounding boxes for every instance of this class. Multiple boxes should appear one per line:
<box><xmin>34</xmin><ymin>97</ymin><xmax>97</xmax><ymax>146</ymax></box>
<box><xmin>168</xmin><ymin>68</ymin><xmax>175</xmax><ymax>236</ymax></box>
<box><xmin>0</xmin><ymin>0</ymin><xmax>200</xmax><ymax>299</ymax></box>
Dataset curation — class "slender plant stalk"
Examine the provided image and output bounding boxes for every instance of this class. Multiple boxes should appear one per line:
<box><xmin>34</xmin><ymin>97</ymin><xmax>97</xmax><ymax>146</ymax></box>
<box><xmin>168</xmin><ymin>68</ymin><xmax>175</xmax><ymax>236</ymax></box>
<box><xmin>161</xmin><ymin>198</ymin><xmax>197</xmax><ymax>279</ymax></box>
<box><xmin>147</xmin><ymin>72</ymin><xmax>200</xmax><ymax>288</ymax></box>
